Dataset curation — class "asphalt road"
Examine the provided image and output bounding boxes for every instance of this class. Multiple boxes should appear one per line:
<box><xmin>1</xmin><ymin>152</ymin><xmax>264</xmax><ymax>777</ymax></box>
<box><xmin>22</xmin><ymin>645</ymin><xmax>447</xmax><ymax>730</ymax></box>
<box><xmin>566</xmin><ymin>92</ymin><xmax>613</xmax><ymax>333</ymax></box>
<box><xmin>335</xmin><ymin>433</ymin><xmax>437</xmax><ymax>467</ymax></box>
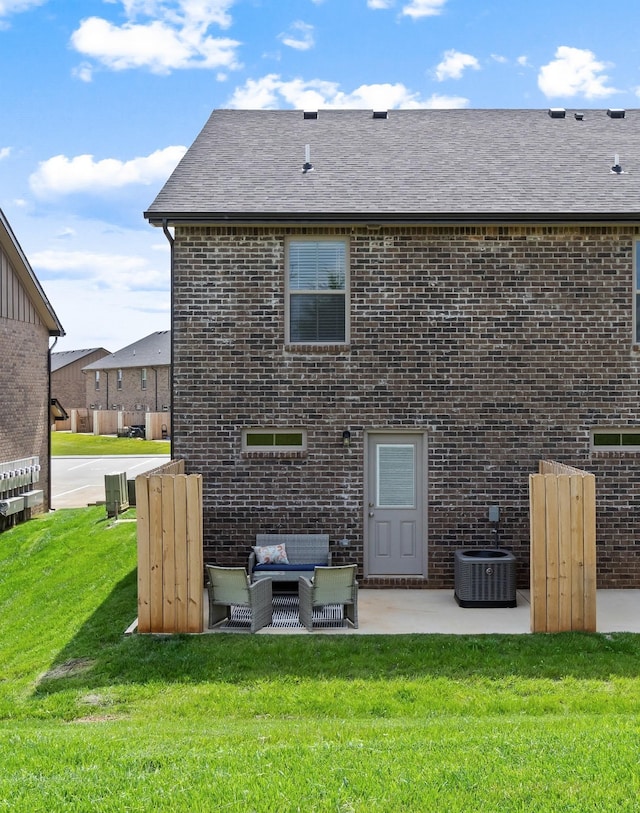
<box><xmin>51</xmin><ymin>455</ymin><xmax>171</xmax><ymax>509</ymax></box>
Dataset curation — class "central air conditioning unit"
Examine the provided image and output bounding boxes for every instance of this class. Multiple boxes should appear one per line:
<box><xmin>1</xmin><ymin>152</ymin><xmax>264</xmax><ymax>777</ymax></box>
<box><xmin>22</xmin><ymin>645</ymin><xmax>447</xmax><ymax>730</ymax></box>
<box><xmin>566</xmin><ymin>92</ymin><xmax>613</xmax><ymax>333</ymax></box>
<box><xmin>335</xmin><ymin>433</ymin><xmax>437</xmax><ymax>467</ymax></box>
<box><xmin>454</xmin><ymin>548</ymin><xmax>517</xmax><ymax>608</ymax></box>
<box><xmin>104</xmin><ymin>472</ymin><xmax>129</xmax><ymax>517</ymax></box>
<box><xmin>0</xmin><ymin>496</ymin><xmax>25</xmax><ymax>517</ymax></box>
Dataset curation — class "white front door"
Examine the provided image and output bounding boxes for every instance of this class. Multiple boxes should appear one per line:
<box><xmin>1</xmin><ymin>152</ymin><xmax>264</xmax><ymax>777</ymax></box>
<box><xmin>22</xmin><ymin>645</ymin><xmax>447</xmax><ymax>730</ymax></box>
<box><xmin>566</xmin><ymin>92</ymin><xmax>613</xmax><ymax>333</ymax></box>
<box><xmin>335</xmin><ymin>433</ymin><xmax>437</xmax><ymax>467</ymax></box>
<box><xmin>366</xmin><ymin>433</ymin><xmax>425</xmax><ymax>576</ymax></box>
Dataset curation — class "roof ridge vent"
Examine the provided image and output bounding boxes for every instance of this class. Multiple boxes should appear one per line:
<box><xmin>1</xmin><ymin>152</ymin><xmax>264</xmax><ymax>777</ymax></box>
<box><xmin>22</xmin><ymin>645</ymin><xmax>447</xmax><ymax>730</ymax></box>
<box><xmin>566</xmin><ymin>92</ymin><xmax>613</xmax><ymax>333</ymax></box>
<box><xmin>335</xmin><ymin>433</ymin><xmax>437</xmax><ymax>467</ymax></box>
<box><xmin>548</xmin><ymin>108</ymin><xmax>566</xmax><ymax>118</ymax></box>
<box><xmin>372</xmin><ymin>110</ymin><xmax>388</xmax><ymax>119</ymax></box>
<box><xmin>607</xmin><ymin>108</ymin><xmax>625</xmax><ymax>118</ymax></box>
<box><xmin>303</xmin><ymin>111</ymin><xmax>318</xmax><ymax>120</ymax></box>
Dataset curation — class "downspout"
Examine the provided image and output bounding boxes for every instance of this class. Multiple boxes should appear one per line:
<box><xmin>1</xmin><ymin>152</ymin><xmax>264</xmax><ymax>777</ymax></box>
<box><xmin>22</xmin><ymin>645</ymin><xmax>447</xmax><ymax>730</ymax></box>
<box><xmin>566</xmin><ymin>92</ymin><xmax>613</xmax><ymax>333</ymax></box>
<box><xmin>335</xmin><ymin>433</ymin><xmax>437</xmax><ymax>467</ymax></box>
<box><xmin>150</xmin><ymin>366</ymin><xmax>158</xmax><ymax>412</ymax></box>
<box><xmin>162</xmin><ymin>219</ymin><xmax>175</xmax><ymax>452</ymax></box>
<box><xmin>48</xmin><ymin>336</ymin><xmax>59</xmax><ymax>511</ymax></box>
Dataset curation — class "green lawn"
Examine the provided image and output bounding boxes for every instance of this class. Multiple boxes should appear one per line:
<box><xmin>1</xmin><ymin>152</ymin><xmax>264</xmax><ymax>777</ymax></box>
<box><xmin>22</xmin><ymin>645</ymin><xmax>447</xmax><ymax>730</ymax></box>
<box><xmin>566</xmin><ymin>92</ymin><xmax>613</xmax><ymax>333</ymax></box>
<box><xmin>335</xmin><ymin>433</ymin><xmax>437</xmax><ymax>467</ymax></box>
<box><xmin>51</xmin><ymin>431</ymin><xmax>171</xmax><ymax>456</ymax></box>
<box><xmin>1</xmin><ymin>508</ymin><xmax>640</xmax><ymax>811</ymax></box>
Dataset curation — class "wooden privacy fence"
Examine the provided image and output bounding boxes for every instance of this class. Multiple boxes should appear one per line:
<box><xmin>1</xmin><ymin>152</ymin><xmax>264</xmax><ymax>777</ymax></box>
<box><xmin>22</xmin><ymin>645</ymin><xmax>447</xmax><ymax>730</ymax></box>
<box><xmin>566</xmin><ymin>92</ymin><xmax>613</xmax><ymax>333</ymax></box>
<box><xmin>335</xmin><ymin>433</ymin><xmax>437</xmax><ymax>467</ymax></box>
<box><xmin>136</xmin><ymin>459</ymin><xmax>203</xmax><ymax>634</ymax></box>
<box><xmin>529</xmin><ymin>461</ymin><xmax>596</xmax><ymax>633</ymax></box>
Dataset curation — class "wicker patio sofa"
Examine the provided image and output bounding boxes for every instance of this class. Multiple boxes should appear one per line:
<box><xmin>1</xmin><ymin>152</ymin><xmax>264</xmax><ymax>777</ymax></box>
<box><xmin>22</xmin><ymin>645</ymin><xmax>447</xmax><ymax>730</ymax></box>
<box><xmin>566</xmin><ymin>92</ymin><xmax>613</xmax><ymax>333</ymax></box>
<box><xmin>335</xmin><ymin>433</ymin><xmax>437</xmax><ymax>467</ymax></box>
<box><xmin>249</xmin><ymin>533</ymin><xmax>331</xmax><ymax>583</ymax></box>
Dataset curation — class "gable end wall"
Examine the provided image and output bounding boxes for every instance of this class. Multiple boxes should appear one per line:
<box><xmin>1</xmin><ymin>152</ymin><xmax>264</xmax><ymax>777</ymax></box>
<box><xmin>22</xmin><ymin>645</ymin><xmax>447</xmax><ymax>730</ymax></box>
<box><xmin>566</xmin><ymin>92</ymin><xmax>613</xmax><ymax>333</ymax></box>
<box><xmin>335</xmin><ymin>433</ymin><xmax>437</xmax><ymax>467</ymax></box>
<box><xmin>172</xmin><ymin>223</ymin><xmax>640</xmax><ymax>588</ymax></box>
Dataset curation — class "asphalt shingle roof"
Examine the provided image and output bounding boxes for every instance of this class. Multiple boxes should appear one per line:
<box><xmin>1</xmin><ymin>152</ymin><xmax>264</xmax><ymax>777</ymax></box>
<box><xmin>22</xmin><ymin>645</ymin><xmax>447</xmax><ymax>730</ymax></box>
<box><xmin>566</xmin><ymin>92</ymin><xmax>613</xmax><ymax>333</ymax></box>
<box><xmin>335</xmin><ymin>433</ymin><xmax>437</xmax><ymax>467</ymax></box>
<box><xmin>82</xmin><ymin>331</ymin><xmax>170</xmax><ymax>371</ymax></box>
<box><xmin>145</xmin><ymin>108</ymin><xmax>640</xmax><ymax>224</ymax></box>
<box><xmin>51</xmin><ymin>348</ymin><xmax>109</xmax><ymax>373</ymax></box>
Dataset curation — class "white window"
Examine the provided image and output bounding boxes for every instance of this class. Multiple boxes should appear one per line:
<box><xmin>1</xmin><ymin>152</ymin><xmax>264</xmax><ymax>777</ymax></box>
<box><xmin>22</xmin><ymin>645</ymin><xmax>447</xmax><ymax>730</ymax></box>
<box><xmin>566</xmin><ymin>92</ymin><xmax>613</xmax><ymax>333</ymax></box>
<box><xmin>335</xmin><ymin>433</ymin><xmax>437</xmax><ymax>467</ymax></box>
<box><xmin>592</xmin><ymin>429</ymin><xmax>640</xmax><ymax>451</ymax></box>
<box><xmin>242</xmin><ymin>429</ymin><xmax>307</xmax><ymax>453</ymax></box>
<box><xmin>286</xmin><ymin>239</ymin><xmax>348</xmax><ymax>344</ymax></box>
<box><xmin>117</xmin><ymin>369</ymin><xmax>123</xmax><ymax>390</ymax></box>
<box><xmin>94</xmin><ymin>371</ymin><xmax>100</xmax><ymax>391</ymax></box>
<box><xmin>141</xmin><ymin>368</ymin><xmax>147</xmax><ymax>390</ymax></box>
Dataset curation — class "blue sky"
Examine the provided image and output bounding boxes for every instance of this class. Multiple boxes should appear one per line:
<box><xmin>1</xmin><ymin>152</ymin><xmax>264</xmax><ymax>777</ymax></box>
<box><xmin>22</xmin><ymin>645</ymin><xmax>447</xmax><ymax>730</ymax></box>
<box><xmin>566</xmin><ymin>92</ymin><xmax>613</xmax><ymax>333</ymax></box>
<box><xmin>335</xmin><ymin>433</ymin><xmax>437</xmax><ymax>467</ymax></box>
<box><xmin>2</xmin><ymin>0</ymin><xmax>640</xmax><ymax>351</ymax></box>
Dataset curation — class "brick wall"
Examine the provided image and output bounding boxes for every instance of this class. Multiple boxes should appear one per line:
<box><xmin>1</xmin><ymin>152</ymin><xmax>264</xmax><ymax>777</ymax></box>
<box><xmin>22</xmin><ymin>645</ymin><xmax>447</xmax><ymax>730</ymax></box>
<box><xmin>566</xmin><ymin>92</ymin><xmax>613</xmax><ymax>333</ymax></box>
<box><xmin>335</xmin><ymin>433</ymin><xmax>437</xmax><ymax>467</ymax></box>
<box><xmin>171</xmin><ymin>224</ymin><xmax>640</xmax><ymax>588</ymax></box>
<box><xmin>52</xmin><ymin>350</ymin><xmax>109</xmax><ymax>410</ymax></box>
<box><xmin>85</xmin><ymin>365</ymin><xmax>170</xmax><ymax>412</ymax></box>
<box><xmin>0</xmin><ymin>317</ymin><xmax>51</xmax><ymax>520</ymax></box>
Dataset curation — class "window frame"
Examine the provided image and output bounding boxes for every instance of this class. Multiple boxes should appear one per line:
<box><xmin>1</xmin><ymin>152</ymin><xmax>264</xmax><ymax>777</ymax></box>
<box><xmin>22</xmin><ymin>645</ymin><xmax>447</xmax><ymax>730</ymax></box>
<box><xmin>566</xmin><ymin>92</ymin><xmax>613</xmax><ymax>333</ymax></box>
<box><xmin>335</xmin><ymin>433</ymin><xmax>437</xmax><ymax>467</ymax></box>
<box><xmin>94</xmin><ymin>371</ymin><xmax>100</xmax><ymax>391</ymax></box>
<box><xmin>117</xmin><ymin>369</ymin><xmax>123</xmax><ymax>390</ymax></box>
<box><xmin>591</xmin><ymin>428</ymin><xmax>640</xmax><ymax>452</ymax></box>
<box><xmin>242</xmin><ymin>428</ymin><xmax>307</xmax><ymax>454</ymax></box>
<box><xmin>141</xmin><ymin>368</ymin><xmax>147</xmax><ymax>391</ymax></box>
<box><xmin>285</xmin><ymin>236</ymin><xmax>349</xmax><ymax>346</ymax></box>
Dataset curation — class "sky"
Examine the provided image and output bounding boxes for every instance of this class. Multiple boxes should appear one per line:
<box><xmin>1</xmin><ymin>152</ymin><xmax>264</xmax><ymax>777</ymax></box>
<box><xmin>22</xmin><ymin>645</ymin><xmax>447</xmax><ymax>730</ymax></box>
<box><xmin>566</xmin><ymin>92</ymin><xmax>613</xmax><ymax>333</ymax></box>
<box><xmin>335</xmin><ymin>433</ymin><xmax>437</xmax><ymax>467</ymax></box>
<box><xmin>2</xmin><ymin>0</ymin><xmax>640</xmax><ymax>353</ymax></box>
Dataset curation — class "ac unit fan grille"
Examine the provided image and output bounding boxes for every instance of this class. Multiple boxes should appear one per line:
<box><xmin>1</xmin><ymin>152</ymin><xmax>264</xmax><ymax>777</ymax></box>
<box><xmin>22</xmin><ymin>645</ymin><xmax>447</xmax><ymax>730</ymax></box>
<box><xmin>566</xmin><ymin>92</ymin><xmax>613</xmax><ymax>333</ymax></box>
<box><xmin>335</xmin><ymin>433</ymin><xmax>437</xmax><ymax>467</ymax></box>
<box><xmin>454</xmin><ymin>549</ymin><xmax>517</xmax><ymax>608</ymax></box>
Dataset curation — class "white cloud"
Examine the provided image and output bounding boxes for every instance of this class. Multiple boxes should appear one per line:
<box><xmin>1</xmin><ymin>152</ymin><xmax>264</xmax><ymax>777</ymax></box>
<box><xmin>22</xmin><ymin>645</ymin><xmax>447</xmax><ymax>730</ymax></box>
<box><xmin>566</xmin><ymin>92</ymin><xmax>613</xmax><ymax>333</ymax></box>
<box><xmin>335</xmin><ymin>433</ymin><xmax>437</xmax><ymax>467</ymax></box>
<box><xmin>402</xmin><ymin>0</ymin><xmax>447</xmax><ymax>19</ymax></box>
<box><xmin>0</xmin><ymin>146</ymin><xmax>10</xmax><ymax>160</ymax></box>
<box><xmin>278</xmin><ymin>21</ymin><xmax>314</xmax><ymax>51</ymax></box>
<box><xmin>29</xmin><ymin>146</ymin><xmax>187</xmax><ymax>197</ymax></box>
<box><xmin>435</xmin><ymin>49</ymin><xmax>479</xmax><ymax>81</ymax></box>
<box><xmin>367</xmin><ymin>0</ymin><xmax>446</xmax><ymax>14</ymax></box>
<box><xmin>129</xmin><ymin>0</ymin><xmax>234</xmax><ymax>30</ymax></box>
<box><xmin>538</xmin><ymin>46</ymin><xmax>618</xmax><ymax>99</ymax></box>
<box><xmin>31</xmin><ymin>248</ymin><xmax>166</xmax><ymax>291</ymax></box>
<box><xmin>227</xmin><ymin>74</ymin><xmax>469</xmax><ymax>110</ymax></box>
<box><xmin>56</xmin><ymin>227</ymin><xmax>77</xmax><ymax>239</ymax></box>
<box><xmin>517</xmin><ymin>55</ymin><xmax>531</xmax><ymax>67</ymax></box>
<box><xmin>44</xmin><ymin>280</ymin><xmax>169</xmax><ymax>351</ymax></box>
<box><xmin>70</xmin><ymin>1</ymin><xmax>241</xmax><ymax>75</ymax></box>
<box><xmin>72</xmin><ymin>62</ymin><xmax>94</xmax><ymax>82</ymax></box>
<box><xmin>426</xmin><ymin>92</ymin><xmax>469</xmax><ymax>108</ymax></box>
<box><xmin>0</xmin><ymin>0</ymin><xmax>46</xmax><ymax>20</ymax></box>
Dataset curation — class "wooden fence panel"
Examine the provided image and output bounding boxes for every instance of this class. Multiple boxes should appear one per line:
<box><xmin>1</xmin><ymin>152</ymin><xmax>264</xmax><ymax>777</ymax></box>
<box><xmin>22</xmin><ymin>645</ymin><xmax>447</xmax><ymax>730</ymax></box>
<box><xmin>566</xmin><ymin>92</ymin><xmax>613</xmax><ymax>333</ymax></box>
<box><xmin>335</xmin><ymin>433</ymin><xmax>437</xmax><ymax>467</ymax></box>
<box><xmin>136</xmin><ymin>470</ymin><xmax>151</xmax><ymax>633</ymax></box>
<box><xmin>136</xmin><ymin>461</ymin><xmax>202</xmax><ymax>634</ymax></box>
<box><xmin>186</xmin><ymin>475</ymin><xmax>204</xmax><ymax>633</ymax></box>
<box><xmin>583</xmin><ymin>474</ymin><xmax>597</xmax><ymax>632</ymax></box>
<box><xmin>146</xmin><ymin>412</ymin><xmax>171</xmax><ymax>440</ymax></box>
<box><xmin>529</xmin><ymin>462</ymin><xmax>596</xmax><ymax>633</ymax></box>
<box><xmin>529</xmin><ymin>473</ymin><xmax>548</xmax><ymax>633</ymax></box>
<box><xmin>161</xmin><ymin>476</ymin><xmax>177</xmax><ymax>633</ymax></box>
<box><xmin>174</xmin><ymin>475</ymin><xmax>189</xmax><ymax>632</ymax></box>
<box><xmin>93</xmin><ymin>410</ymin><xmax>119</xmax><ymax>436</ymax></box>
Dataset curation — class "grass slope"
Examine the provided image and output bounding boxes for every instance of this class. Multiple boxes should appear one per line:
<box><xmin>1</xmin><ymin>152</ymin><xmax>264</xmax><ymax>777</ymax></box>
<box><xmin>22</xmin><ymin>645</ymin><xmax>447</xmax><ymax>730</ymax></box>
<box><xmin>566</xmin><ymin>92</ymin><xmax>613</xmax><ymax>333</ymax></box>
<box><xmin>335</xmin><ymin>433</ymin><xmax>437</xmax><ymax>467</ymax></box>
<box><xmin>51</xmin><ymin>432</ymin><xmax>170</xmax><ymax>456</ymax></box>
<box><xmin>1</xmin><ymin>508</ymin><xmax>640</xmax><ymax>811</ymax></box>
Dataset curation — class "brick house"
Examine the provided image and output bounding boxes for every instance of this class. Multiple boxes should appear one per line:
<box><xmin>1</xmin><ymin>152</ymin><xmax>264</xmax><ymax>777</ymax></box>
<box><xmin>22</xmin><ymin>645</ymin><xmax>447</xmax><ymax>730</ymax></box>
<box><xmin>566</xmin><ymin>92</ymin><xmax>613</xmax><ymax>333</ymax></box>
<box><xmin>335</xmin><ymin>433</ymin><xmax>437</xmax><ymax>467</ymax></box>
<box><xmin>145</xmin><ymin>108</ymin><xmax>640</xmax><ymax>589</ymax></box>
<box><xmin>51</xmin><ymin>347</ymin><xmax>110</xmax><ymax>411</ymax></box>
<box><xmin>81</xmin><ymin>331</ymin><xmax>171</xmax><ymax>413</ymax></box>
<box><xmin>0</xmin><ymin>208</ymin><xmax>64</xmax><ymax>526</ymax></box>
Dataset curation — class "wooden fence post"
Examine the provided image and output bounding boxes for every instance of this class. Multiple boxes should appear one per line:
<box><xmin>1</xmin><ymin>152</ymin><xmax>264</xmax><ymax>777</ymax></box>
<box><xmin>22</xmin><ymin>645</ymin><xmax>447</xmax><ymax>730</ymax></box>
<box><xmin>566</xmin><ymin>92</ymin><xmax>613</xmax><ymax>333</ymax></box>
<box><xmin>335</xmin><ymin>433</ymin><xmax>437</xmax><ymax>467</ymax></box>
<box><xmin>529</xmin><ymin>462</ymin><xmax>596</xmax><ymax>633</ymax></box>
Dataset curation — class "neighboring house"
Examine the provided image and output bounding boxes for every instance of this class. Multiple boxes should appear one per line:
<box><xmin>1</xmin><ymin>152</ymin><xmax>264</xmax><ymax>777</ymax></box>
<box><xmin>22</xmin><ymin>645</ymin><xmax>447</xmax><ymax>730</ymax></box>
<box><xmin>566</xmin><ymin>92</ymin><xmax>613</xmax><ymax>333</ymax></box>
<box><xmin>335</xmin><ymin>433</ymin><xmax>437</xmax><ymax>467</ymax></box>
<box><xmin>145</xmin><ymin>107</ymin><xmax>640</xmax><ymax>589</ymax></box>
<box><xmin>0</xmin><ymin>208</ymin><xmax>64</xmax><ymax>527</ymax></box>
<box><xmin>82</xmin><ymin>331</ymin><xmax>171</xmax><ymax>413</ymax></box>
<box><xmin>51</xmin><ymin>348</ymin><xmax>110</xmax><ymax>411</ymax></box>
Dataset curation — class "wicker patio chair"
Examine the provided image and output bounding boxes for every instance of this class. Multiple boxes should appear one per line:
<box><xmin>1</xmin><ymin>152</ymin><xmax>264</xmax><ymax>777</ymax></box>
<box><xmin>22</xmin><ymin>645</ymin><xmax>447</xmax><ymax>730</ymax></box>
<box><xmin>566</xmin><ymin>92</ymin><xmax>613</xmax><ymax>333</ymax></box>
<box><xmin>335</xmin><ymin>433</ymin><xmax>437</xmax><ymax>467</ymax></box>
<box><xmin>206</xmin><ymin>565</ymin><xmax>273</xmax><ymax>633</ymax></box>
<box><xmin>298</xmin><ymin>565</ymin><xmax>358</xmax><ymax>632</ymax></box>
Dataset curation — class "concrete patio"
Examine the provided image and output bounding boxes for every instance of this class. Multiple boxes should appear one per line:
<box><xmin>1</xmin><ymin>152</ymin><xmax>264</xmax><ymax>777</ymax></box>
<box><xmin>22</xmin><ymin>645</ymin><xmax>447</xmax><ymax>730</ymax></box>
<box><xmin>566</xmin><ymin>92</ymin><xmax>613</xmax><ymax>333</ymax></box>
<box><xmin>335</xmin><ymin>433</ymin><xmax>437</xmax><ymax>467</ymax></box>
<box><xmin>205</xmin><ymin>589</ymin><xmax>640</xmax><ymax>635</ymax></box>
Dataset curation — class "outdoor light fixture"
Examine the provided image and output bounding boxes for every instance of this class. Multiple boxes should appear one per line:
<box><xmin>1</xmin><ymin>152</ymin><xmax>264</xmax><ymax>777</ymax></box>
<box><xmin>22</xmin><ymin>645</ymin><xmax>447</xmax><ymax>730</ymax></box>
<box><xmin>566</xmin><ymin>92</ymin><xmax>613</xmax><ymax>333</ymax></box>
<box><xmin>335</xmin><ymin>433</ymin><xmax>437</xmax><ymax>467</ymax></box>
<box><xmin>342</xmin><ymin>430</ymin><xmax>351</xmax><ymax>448</ymax></box>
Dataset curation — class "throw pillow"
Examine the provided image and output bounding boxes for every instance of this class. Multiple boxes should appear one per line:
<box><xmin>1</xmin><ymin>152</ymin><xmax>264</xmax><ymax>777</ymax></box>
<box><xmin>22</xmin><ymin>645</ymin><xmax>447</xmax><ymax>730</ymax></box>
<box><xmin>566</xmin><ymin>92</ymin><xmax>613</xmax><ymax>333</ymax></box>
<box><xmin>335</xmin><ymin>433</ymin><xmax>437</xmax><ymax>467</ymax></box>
<box><xmin>253</xmin><ymin>544</ymin><xmax>289</xmax><ymax>565</ymax></box>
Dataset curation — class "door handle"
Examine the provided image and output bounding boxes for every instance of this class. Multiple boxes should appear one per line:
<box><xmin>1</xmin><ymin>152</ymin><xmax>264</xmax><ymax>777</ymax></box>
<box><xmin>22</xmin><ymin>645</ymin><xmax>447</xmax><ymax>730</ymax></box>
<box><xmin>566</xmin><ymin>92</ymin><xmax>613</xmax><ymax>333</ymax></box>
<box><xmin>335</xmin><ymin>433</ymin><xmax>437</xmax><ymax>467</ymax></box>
<box><xmin>368</xmin><ymin>511</ymin><xmax>375</xmax><ymax>517</ymax></box>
